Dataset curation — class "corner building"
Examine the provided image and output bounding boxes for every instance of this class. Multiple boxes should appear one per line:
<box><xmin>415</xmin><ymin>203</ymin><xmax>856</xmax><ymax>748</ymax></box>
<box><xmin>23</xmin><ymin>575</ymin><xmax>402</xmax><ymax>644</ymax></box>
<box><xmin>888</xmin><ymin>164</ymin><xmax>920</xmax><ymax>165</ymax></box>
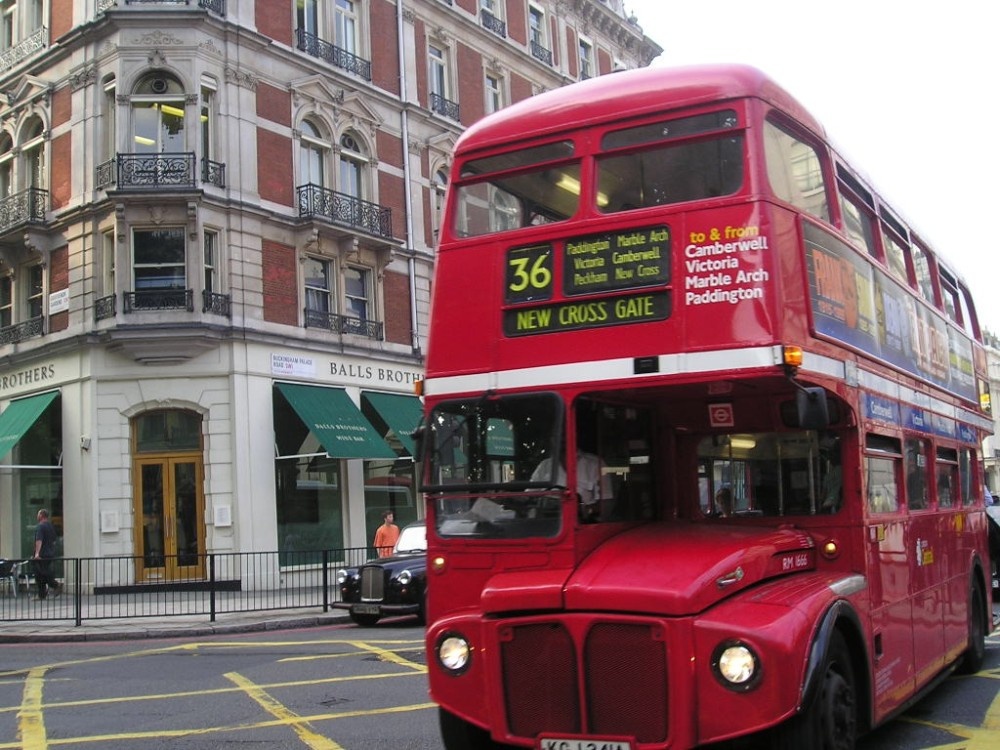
<box><xmin>0</xmin><ymin>0</ymin><xmax>658</xmax><ymax>579</ymax></box>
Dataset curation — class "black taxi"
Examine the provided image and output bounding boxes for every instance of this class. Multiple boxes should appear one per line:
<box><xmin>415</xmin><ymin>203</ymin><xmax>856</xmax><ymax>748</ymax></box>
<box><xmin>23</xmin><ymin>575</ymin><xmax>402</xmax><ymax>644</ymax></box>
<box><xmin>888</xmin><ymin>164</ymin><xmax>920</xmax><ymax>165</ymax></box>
<box><xmin>334</xmin><ymin>520</ymin><xmax>427</xmax><ymax>626</ymax></box>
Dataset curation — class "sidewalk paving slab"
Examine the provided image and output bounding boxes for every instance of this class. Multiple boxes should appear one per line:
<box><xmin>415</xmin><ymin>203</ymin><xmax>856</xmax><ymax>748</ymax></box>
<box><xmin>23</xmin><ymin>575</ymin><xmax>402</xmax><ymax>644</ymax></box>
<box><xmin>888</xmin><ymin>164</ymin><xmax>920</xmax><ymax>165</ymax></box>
<box><xmin>0</xmin><ymin>609</ymin><xmax>352</xmax><ymax>643</ymax></box>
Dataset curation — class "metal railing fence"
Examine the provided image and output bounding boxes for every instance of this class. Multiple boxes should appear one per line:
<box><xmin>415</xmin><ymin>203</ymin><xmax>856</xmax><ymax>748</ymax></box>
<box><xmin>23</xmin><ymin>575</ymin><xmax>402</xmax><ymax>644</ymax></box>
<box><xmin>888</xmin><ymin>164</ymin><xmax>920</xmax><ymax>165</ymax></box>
<box><xmin>0</xmin><ymin>547</ymin><xmax>375</xmax><ymax>626</ymax></box>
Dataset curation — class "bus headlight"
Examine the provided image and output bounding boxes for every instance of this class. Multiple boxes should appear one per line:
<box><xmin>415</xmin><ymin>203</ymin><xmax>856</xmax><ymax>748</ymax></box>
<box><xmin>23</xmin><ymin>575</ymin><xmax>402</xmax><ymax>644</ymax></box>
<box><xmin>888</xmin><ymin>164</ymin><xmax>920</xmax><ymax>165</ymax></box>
<box><xmin>437</xmin><ymin>634</ymin><xmax>471</xmax><ymax>674</ymax></box>
<box><xmin>712</xmin><ymin>641</ymin><xmax>760</xmax><ymax>690</ymax></box>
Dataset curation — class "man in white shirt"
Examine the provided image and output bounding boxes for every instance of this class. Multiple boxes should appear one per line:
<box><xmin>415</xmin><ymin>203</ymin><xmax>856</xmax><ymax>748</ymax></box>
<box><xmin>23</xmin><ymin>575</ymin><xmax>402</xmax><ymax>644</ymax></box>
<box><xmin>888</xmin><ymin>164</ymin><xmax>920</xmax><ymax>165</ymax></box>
<box><xmin>532</xmin><ymin>449</ymin><xmax>611</xmax><ymax>521</ymax></box>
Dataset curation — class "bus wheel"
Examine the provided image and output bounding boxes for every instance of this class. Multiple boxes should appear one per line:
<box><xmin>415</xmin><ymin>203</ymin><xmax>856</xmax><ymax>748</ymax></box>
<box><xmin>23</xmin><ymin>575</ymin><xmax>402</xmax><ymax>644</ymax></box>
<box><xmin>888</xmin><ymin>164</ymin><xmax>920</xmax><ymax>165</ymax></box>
<box><xmin>772</xmin><ymin>631</ymin><xmax>856</xmax><ymax>750</ymax></box>
<box><xmin>958</xmin><ymin>584</ymin><xmax>986</xmax><ymax>675</ymax></box>
<box><xmin>439</xmin><ymin>708</ymin><xmax>514</xmax><ymax>750</ymax></box>
<box><xmin>349</xmin><ymin>612</ymin><xmax>380</xmax><ymax>627</ymax></box>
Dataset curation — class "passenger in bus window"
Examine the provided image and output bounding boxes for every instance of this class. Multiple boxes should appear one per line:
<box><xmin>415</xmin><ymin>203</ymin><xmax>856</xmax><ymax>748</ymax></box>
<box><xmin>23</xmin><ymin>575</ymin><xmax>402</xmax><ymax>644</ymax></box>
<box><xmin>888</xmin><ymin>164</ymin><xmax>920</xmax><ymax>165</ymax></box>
<box><xmin>819</xmin><ymin>435</ymin><xmax>842</xmax><ymax>513</ymax></box>
<box><xmin>715</xmin><ymin>487</ymin><xmax>733</xmax><ymax>517</ymax></box>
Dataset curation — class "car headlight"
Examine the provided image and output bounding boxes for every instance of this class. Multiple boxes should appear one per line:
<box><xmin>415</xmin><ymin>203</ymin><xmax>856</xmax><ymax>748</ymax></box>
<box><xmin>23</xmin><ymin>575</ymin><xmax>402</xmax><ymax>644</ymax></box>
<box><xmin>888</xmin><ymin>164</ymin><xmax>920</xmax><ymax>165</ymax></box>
<box><xmin>437</xmin><ymin>634</ymin><xmax>471</xmax><ymax>674</ymax></box>
<box><xmin>397</xmin><ymin>569</ymin><xmax>412</xmax><ymax>585</ymax></box>
<box><xmin>336</xmin><ymin>569</ymin><xmax>348</xmax><ymax>585</ymax></box>
<box><xmin>712</xmin><ymin>641</ymin><xmax>760</xmax><ymax>690</ymax></box>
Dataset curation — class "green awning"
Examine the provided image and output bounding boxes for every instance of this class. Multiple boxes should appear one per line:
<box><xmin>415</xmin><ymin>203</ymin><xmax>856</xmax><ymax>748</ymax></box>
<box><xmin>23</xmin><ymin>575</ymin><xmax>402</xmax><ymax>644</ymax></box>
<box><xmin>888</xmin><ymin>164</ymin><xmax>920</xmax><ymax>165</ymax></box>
<box><xmin>275</xmin><ymin>383</ymin><xmax>396</xmax><ymax>459</ymax></box>
<box><xmin>362</xmin><ymin>391</ymin><xmax>423</xmax><ymax>456</ymax></box>
<box><xmin>0</xmin><ymin>391</ymin><xmax>59</xmax><ymax>461</ymax></box>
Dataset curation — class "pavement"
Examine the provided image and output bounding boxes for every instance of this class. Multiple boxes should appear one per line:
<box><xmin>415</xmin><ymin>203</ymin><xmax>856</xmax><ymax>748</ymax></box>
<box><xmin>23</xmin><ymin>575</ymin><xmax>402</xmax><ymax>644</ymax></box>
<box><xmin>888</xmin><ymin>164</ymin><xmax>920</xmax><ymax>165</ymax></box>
<box><xmin>0</xmin><ymin>607</ymin><xmax>354</xmax><ymax>643</ymax></box>
<box><xmin>3</xmin><ymin>597</ymin><xmax>998</xmax><ymax>645</ymax></box>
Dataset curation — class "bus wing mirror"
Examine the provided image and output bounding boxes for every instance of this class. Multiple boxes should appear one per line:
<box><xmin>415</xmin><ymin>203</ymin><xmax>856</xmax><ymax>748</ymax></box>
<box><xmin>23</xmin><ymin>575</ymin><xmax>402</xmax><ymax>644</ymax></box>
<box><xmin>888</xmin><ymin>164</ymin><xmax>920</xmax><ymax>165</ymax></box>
<box><xmin>796</xmin><ymin>387</ymin><xmax>830</xmax><ymax>430</ymax></box>
<box><xmin>411</xmin><ymin>422</ymin><xmax>425</xmax><ymax>461</ymax></box>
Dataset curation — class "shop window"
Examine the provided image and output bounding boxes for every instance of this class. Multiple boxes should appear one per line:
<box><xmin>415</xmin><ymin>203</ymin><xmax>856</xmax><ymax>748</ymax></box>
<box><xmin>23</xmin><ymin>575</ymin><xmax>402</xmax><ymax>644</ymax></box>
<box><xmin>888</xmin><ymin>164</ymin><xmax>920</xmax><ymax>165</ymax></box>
<box><xmin>10</xmin><ymin>392</ymin><xmax>63</xmax><ymax>560</ymax></box>
<box><xmin>273</xmin><ymin>387</ymin><xmax>345</xmax><ymax>559</ymax></box>
<box><xmin>363</xmin><ymin>460</ymin><xmax>417</xmax><ymax>552</ymax></box>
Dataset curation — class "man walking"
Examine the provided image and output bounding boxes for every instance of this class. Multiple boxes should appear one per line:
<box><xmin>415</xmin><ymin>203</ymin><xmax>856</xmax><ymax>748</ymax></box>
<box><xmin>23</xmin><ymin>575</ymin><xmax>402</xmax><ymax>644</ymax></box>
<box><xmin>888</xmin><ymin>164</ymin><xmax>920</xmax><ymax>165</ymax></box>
<box><xmin>33</xmin><ymin>509</ymin><xmax>61</xmax><ymax>599</ymax></box>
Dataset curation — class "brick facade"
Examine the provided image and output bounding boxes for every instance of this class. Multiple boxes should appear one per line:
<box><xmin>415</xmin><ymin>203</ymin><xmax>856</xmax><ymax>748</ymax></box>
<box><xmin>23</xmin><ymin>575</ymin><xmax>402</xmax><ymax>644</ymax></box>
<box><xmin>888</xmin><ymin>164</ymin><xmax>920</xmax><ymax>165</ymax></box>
<box><xmin>261</xmin><ymin>240</ymin><xmax>298</xmax><ymax>326</ymax></box>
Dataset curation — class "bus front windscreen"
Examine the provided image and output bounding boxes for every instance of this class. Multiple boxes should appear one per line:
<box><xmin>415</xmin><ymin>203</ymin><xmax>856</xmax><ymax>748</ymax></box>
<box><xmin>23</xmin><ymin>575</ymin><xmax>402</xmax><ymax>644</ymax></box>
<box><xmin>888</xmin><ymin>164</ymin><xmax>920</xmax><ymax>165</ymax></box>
<box><xmin>424</xmin><ymin>392</ymin><xmax>565</xmax><ymax>539</ymax></box>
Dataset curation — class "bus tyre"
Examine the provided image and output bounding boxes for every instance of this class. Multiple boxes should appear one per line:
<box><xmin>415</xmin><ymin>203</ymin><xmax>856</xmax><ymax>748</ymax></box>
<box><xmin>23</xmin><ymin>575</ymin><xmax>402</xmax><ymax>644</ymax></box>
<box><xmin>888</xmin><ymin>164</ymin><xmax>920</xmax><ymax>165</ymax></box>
<box><xmin>349</xmin><ymin>612</ymin><xmax>380</xmax><ymax>627</ymax></box>
<box><xmin>439</xmin><ymin>708</ymin><xmax>514</xmax><ymax>750</ymax></box>
<box><xmin>958</xmin><ymin>584</ymin><xmax>986</xmax><ymax>675</ymax></box>
<box><xmin>772</xmin><ymin>631</ymin><xmax>856</xmax><ymax>750</ymax></box>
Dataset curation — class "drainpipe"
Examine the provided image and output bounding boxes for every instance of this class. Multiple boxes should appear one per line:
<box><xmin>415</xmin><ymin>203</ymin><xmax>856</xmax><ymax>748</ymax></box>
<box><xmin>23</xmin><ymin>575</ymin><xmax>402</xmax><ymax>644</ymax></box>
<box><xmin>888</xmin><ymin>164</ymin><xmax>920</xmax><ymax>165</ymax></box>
<box><xmin>397</xmin><ymin>2</ymin><xmax>421</xmax><ymax>356</ymax></box>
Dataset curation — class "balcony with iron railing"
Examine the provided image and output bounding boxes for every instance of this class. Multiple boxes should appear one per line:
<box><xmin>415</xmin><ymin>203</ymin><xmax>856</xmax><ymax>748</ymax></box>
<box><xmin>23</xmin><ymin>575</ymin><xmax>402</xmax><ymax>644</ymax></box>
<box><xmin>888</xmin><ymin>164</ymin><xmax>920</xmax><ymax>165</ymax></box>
<box><xmin>98</xmin><ymin>0</ymin><xmax>225</xmax><ymax>14</ymax></box>
<box><xmin>96</xmin><ymin>154</ymin><xmax>226</xmax><ymax>191</ymax></box>
<box><xmin>531</xmin><ymin>40</ymin><xmax>553</xmax><ymax>66</ymax></box>
<box><xmin>123</xmin><ymin>289</ymin><xmax>194</xmax><ymax>313</ymax></box>
<box><xmin>297</xmin><ymin>184</ymin><xmax>393</xmax><ymax>240</ymax></box>
<box><xmin>0</xmin><ymin>316</ymin><xmax>44</xmax><ymax>346</ymax></box>
<box><xmin>481</xmin><ymin>10</ymin><xmax>507</xmax><ymax>38</ymax></box>
<box><xmin>295</xmin><ymin>29</ymin><xmax>372</xmax><ymax>81</ymax></box>
<box><xmin>202</xmin><ymin>290</ymin><xmax>231</xmax><ymax>317</ymax></box>
<box><xmin>95</xmin><ymin>289</ymin><xmax>230</xmax><ymax>322</ymax></box>
<box><xmin>430</xmin><ymin>92</ymin><xmax>461</xmax><ymax>121</ymax></box>
<box><xmin>0</xmin><ymin>188</ymin><xmax>47</xmax><ymax>236</ymax></box>
<box><xmin>0</xmin><ymin>27</ymin><xmax>46</xmax><ymax>72</ymax></box>
<box><xmin>304</xmin><ymin>308</ymin><xmax>384</xmax><ymax>340</ymax></box>
<box><xmin>94</xmin><ymin>294</ymin><xmax>116</xmax><ymax>323</ymax></box>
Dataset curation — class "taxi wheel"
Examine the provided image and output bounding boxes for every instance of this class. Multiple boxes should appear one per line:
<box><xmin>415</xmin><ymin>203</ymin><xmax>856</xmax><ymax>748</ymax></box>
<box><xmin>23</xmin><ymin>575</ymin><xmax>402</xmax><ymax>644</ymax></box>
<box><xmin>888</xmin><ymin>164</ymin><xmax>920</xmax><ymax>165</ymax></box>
<box><xmin>416</xmin><ymin>591</ymin><xmax>427</xmax><ymax>625</ymax></box>
<box><xmin>772</xmin><ymin>631</ymin><xmax>856</xmax><ymax>750</ymax></box>
<box><xmin>349</xmin><ymin>612</ymin><xmax>380</xmax><ymax>627</ymax></box>
<box><xmin>439</xmin><ymin>708</ymin><xmax>514</xmax><ymax>750</ymax></box>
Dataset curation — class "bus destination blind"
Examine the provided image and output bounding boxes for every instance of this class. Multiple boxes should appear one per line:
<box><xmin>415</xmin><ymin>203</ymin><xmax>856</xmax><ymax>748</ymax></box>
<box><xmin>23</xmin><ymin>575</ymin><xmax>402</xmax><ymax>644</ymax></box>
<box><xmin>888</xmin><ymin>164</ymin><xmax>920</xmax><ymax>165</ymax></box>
<box><xmin>504</xmin><ymin>226</ymin><xmax>671</xmax><ymax>336</ymax></box>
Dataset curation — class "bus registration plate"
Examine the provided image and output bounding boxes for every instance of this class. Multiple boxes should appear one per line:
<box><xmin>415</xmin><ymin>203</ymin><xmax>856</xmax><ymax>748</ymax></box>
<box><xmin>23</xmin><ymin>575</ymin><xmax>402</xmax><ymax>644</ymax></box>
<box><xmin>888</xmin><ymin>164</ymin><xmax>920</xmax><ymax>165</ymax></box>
<box><xmin>537</xmin><ymin>737</ymin><xmax>633</xmax><ymax>750</ymax></box>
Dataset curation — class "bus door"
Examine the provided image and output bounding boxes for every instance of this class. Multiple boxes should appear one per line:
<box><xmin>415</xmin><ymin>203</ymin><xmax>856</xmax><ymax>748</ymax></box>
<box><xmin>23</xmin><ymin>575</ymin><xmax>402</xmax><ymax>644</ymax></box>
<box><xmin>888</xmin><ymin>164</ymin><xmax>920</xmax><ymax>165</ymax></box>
<box><xmin>863</xmin><ymin>437</ymin><xmax>915</xmax><ymax>718</ymax></box>
<box><xmin>904</xmin><ymin>438</ymin><xmax>946</xmax><ymax>688</ymax></box>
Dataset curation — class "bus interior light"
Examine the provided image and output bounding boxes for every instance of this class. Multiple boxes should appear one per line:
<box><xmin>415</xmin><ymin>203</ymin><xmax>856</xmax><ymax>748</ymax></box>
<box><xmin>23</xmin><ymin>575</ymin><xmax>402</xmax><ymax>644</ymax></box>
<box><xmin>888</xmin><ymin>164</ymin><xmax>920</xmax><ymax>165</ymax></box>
<box><xmin>555</xmin><ymin>173</ymin><xmax>608</xmax><ymax>207</ymax></box>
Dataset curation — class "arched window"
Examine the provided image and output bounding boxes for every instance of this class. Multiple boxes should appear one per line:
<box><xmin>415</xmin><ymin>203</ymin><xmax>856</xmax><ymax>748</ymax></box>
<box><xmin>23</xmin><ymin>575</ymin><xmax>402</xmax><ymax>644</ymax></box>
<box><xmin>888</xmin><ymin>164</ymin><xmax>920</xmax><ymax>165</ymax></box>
<box><xmin>432</xmin><ymin>167</ymin><xmax>448</xmax><ymax>240</ymax></box>
<box><xmin>200</xmin><ymin>75</ymin><xmax>217</xmax><ymax>162</ymax></box>
<box><xmin>338</xmin><ymin>131</ymin><xmax>367</xmax><ymax>199</ymax></box>
<box><xmin>299</xmin><ymin>119</ymin><xmax>329</xmax><ymax>188</ymax></box>
<box><xmin>0</xmin><ymin>132</ymin><xmax>13</xmax><ymax>197</ymax></box>
<box><xmin>20</xmin><ymin>116</ymin><xmax>44</xmax><ymax>189</ymax></box>
<box><xmin>102</xmin><ymin>75</ymin><xmax>116</xmax><ymax>162</ymax></box>
<box><xmin>131</xmin><ymin>72</ymin><xmax>186</xmax><ymax>153</ymax></box>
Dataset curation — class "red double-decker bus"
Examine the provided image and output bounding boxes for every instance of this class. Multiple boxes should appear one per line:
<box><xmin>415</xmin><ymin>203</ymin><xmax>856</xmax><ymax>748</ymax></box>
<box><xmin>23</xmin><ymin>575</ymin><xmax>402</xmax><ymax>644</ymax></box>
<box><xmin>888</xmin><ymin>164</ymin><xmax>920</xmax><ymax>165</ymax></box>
<box><xmin>419</xmin><ymin>64</ymin><xmax>993</xmax><ymax>750</ymax></box>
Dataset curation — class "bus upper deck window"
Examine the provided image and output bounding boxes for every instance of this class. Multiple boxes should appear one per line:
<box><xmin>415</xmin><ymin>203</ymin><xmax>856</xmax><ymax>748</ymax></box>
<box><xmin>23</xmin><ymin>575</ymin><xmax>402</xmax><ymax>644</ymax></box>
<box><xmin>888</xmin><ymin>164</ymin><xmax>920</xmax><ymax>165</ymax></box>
<box><xmin>763</xmin><ymin>119</ymin><xmax>829</xmax><ymax>223</ymax></box>
<box><xmin>453</xmin><ymin>141</ymin><xmax>579</xmax><ymax>238</ymax></box>
<box><xmin>597</xmin><ymin>110</ymin><xmax>743</xmax><ymax>214</ymax></box>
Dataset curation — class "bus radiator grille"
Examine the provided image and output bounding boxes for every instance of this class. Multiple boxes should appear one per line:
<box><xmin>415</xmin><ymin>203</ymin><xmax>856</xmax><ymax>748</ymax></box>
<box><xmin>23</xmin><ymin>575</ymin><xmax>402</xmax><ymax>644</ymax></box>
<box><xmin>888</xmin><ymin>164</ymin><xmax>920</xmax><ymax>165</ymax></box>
<box><xmin>501</xmin><ymin>623</ymin><xmax>580</xmax><ymax>736</ymax></box>
<box><xmin>499</xmin><ymin>621</ymin><xmax>668</xmax><ymax>743</ymax></box>
<box><xmin>585</xmin><ymin>623</ymin><xmax>668</xmax><ymax>743</ymax></box>
<box><xmin>360</xmin><ymin>566</ymin><xmax>385</xmax><ymax>601</ymax></box>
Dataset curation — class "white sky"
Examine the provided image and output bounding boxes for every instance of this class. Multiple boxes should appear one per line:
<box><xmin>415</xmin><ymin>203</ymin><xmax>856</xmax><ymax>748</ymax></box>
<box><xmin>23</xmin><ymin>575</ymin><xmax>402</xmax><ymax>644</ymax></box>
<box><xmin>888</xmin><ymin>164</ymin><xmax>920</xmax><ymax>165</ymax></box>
<box><xmin>624</xmin><ymin>0</ymin><xmax>1000</xmax><ymax>333</ymax></box>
